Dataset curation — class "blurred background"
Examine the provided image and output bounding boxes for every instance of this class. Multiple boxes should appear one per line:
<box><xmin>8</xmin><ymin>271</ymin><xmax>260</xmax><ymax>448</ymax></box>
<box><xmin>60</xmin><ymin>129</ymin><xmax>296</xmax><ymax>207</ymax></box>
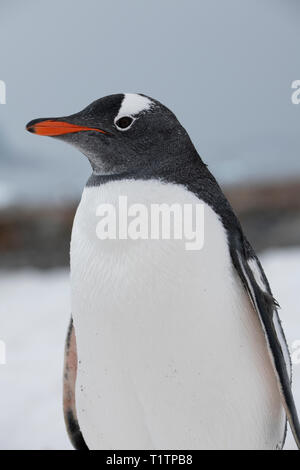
<box><xmin>1</xmin><ymin>0</ymin><xmax>300</xmax><ymax>449</ymax></box>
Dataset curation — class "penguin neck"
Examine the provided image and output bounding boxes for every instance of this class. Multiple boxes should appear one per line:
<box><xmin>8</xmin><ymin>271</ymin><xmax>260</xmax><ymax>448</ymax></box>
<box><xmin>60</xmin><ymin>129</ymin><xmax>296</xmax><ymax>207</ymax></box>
<box><xmin>86</xmin><ymin>146</ymin><xmax>210</xmax><ymax>189</ymax></box>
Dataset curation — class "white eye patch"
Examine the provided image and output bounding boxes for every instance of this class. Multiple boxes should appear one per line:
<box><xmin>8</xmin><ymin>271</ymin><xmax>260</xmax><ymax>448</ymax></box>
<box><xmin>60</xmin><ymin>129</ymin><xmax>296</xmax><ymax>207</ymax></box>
<box><xmin>115</xmin><ymin>93</ymin><xmax>153</xmax><ymax>122</ymax></box>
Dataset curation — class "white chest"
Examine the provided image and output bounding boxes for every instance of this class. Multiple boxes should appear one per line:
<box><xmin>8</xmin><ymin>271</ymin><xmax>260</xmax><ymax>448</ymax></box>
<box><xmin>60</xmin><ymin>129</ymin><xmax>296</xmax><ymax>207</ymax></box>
<box><xmin>70</xmin><ymin>179</ymin><xmax>285</xmax><ymax>450</ymax></box>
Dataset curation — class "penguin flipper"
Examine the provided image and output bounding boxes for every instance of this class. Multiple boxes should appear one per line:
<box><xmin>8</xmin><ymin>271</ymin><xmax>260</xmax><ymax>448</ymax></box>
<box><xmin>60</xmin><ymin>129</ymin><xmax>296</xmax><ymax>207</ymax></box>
<box><xmin>230</xmin><ymin>234</ymin><xmax>300</xmax><ymax>449</ymax></box>
<box><xmin>63</xmin><ymin>317</ymin><xmax>89</xmax><ymax>450</ymax></box>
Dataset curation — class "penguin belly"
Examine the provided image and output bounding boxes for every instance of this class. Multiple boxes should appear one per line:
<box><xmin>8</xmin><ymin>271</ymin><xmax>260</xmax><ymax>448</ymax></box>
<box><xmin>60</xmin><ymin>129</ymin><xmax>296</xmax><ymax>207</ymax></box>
<box><xmin>70</xmin><ymin>179</ymin><xmax>286</xmax><ymax>450</ymax></box>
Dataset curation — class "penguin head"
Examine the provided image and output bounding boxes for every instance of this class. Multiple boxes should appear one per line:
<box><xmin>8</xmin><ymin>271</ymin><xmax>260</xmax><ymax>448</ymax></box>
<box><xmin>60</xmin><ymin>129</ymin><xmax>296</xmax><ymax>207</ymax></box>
<box><xmin>26</xmin><ymin>93</ymin><xmax>194</xmax><ymax>175</ymax></box>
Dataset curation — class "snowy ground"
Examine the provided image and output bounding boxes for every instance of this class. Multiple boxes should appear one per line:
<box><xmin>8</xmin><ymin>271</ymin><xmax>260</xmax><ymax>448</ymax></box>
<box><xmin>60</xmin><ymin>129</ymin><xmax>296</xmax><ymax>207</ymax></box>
<box><xmin>0</xmin><ymin>248</ymin><xmax>299</xmax><ymax>450</ymax></box>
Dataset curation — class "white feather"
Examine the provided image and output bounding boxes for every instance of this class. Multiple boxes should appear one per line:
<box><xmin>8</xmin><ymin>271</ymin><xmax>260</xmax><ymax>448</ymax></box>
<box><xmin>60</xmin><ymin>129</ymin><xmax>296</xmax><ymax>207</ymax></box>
<box><xmin>115</xmin><ymin>93</ymin><xmax>153</xmax><ymax>120</ymax></box>
<box><xmin>248</xmin><ymin>257</ymin><xmax>291</xmax><ymax>381</ymax></box>
<box><xmin>71</xmin><ymin>179</ymin><xmax>285</xmax><ymax>450</ymax></box>
<box><xmin>248</xmin><ymin>258</ymin><xmax>267</xmax><ymax>293</ymax></box>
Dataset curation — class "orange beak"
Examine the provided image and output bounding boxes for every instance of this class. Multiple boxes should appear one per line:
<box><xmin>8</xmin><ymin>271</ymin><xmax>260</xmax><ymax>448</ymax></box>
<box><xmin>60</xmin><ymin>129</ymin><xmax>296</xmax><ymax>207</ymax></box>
<box><xmin>26</xmin><ymin>119</ymin><xmax>109</xmax><ymax>136</ymax></box>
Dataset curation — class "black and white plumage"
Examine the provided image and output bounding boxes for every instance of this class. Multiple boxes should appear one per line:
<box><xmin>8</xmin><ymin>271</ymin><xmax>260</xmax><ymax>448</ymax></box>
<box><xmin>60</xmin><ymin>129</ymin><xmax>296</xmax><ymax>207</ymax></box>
<box><xmin>27</xmin><ymin>93</ymin><xmax>300</xmax><ymax>450</ymax></box>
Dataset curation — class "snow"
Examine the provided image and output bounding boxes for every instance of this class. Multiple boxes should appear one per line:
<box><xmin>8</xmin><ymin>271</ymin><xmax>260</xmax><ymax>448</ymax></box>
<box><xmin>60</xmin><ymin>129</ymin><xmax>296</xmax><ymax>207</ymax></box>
<box><xmin>0</xmin><ymin>269</ymin><xmax>72</xmax><ymax>450</ymax></box>
<box><xmin>0</xmin><ymin>248</ymin><xmax>299</xmax><ymax>450</ymax></box>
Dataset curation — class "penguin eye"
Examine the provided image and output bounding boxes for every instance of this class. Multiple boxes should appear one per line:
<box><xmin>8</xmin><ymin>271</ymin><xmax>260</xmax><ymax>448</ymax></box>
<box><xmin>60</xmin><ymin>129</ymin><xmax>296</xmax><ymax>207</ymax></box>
<box><xmin>115</xmin><ymin>116</ymin><xmax>134</xmax><ymax>131</ymax></box>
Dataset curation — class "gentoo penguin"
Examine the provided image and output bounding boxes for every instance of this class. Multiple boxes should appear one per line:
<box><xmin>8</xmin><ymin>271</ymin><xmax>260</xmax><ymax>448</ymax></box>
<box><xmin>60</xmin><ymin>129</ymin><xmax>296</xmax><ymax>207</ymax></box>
<box><xmin>26</xmin><ymin>93</ymin><xmax>300</xmax><ymax>450</ymax></box>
